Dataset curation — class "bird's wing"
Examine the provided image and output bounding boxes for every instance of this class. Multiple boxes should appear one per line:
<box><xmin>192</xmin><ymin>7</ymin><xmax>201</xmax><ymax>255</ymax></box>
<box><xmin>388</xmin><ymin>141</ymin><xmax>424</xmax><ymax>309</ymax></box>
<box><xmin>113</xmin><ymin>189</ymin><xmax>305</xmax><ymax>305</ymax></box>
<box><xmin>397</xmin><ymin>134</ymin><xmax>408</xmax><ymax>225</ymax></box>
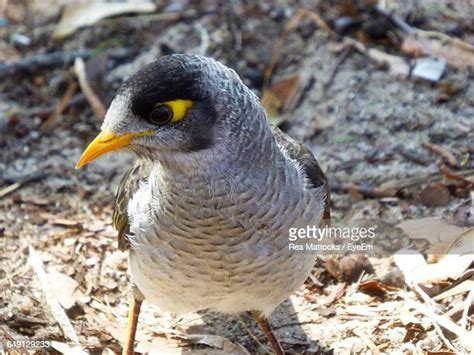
<box><xmin>271</xmin><ymin>126</ymin><xmax>331</xmax><ymax>223</ymax></box>
<box><xmin>113</xmin><ymin>161</ymin><xmax>151</xmax><ymax>250</ymax></box>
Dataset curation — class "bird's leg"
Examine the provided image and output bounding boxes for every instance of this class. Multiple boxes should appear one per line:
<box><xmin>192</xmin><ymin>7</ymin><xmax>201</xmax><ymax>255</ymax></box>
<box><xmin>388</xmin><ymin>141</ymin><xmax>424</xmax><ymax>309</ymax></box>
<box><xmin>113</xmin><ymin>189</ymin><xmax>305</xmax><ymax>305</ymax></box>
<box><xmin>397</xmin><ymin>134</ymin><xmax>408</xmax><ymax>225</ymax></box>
<box><xmin>122</xmin><ymin>285</ymin><xmax>144</xmax><ymax>355</ymax></box>
<box><xmin>250</xmin><ymin>311</ymin><xmax>285</xmax><ymax>355</ymax></box>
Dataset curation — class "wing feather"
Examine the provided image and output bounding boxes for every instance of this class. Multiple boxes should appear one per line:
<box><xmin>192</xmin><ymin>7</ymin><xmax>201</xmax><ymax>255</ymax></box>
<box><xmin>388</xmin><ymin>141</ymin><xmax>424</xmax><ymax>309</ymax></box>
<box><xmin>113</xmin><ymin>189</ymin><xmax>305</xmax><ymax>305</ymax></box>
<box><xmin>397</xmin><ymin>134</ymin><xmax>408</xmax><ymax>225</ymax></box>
<box><xmin>272</xmin><ymin>126</ymin><xmax>331</xmax><ymax>223</ymax></box>
<box><xmin>113</xmin><ymin>161</ymin><xmax>151</xmax><ymax>250</ymax></box>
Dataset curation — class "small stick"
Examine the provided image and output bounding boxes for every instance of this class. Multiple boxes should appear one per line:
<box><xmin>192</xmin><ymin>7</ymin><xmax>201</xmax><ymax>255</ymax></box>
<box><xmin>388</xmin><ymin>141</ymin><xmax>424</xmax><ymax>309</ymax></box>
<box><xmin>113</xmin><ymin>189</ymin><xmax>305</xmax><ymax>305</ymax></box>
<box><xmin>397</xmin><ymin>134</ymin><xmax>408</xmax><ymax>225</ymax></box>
<box><xmin>413</xmin><ymin>284</ymin><xmax>472</xmax><ymax>352</ymax></box>
<box><xmin>0</xmin><ymin>172</ymin><xmax>45</xmax><ymax>199</ymax></box>
<box><xmin>323</xmin><ymin>46</ymin><xmax>353</xmax><ymax>91</ymax></box>
<box><xmin>238</xmin><ymin>316</ymin><xmax>270</xmax><ymax>354</ymax></box>
<box><xmin>74</xmin><ymin>57</ymin><xmax>107</xmax><ymax>120</ymax></box>
<box><xmin>375</xmin><ymin>4</ymin><xmax>474</xmax><ymax>50</ymax></box>
<box><xmin>460</xmin><ymin>283</ymin><xmax>474</xmax><ymax>330</ymax></box>
<box><xmin>0</xmin><ymin>48</ymin><xmax>133</xmax><ymax>77</ymax></box>
<box><xmin>424</xmin><ymin>142</ymin><xmax>459</xmax><ymax>168</ymax></box>
<box><xmin>380</xmin><ymin>168</ymin><xmax>474</xmax><ymax>190</ymax></box>
<box><xmin>0</xmin><ymin>49</ymin><xmax>93</xmax><ymax>77</ymax></box>
<box><xmin>265</xmin><ymin>9</ymin><xmax>337</xmax><ymax>87</ymax></box>
<box><xmin>438</xmin><ymin>160</ymin><xmax>472</xmax><ymax>185</ymax></box>
<box><xmin>97</xmin><ymin>9</ymin><xmax>200</xmax><ymax>27</ymax></box>
<box><xmin>352</xmin><ymin>328</ymin><xmax>381</xmax><ymax>355</ymax></box>
<box><xmin>330</xmin><ymin>183</ymin><xmax>398</xmax><ymax>199</ymax></box>
<box><xmin>445</xmin><ymin>293</ymin><xmax>474</xmax><ymax>321</ymax></box>
<box><xmin>373</xmin><ymin>4</ymin><xmax>416</xmax><ymax>35</ymax></box>
<box><xmin>28</xmin><ymin>245</ymin><xmax>80</xmax><ymax>344</ymax></box>
<box><xmin>41</xmin><ymin>81</ymin><xmax>78</xmax><ymax>130</ymax></box>
<box><xmin>0</xmin><ymin>182</ymin><xmax>22</xmax><ymax>199</ymax></box>
<box><xmin>412</xmin><ymin>301</ymin><xmax>471</xmax><ymax>352</ymax></box>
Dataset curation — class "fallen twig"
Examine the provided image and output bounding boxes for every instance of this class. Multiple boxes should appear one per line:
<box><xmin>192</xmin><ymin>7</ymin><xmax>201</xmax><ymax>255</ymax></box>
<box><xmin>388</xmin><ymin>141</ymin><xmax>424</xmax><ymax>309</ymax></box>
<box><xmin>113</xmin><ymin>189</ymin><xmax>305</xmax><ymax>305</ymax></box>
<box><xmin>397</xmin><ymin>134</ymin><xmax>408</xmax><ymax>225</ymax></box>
<box><xmin>0</xmin><ymin>172</ymin><xmax>46</xmax><ymax>199</ymax></box>
<box><xmin>331</xmin><ymin>182</ymin><xmax>398</xmax><ymax>199</ymax></box>
<box><xmin>460</xmin><ymin>288</ymin><xmax>474</xmax><ymax>330</ymax></box>
<box><xmin>352</xmin><ymin>328</ymin><xmax>381</xmax><ymax>355</ymax></box>
<box><xmin>28</xmin><ymin>245</ymin><xmax>80</xmax><ymax>344</ymax></box>
<box><xmin>41</xmin><ymin>81</ymin><xmax>78</xmax><ymax>130</ymax></box>
<box><xmin>396</xmin><ymin>145</ymin><xmax>431</xmax><ymax>166</ymax></box>
<box><xmin>438</xmin><ymin>160</ymin><xmax>473</xmax><ymax>185</ymax></box>
<box><xmin>321</xmin><ymin>282</ymin><xmax>346</xmax><ymax>305</ymax></box>
<box><xmin>380</xmin><ymin>168</ymin><xmax>474</xmax><ymax>190</ymax></box>
<box><xmin>74</xmin><ymin>57</ymin><xmax>107</xmax><ymax>120</ymax></box>
<box><xmin>443</xmin><ymin>281</ymin><xmax>474</xmax><ymax>321</ymax></box>
<box><xmin>0</xmin><ymin>48</ymin><xmax>132</xmax><ymax>77</ymax></box>
<box><xmin>345</xmin><ymin>38</ymin><xmax>410</xmax><ymax>76</ymax></box>
<box><xmin>375</xmin><ymin>4</ymin><xmax>474</xmax><ymax>53</ymax></box>
<box><xmin>323</xmin><ymin>46</ymin><xmax>353</xmax><ymax>91</ymax></box>
<box><xmin>265</xmin><ymin>9</ymin><xmax>337</xmax><ymax>87</ymax></box>
<box><xmin>375</xmin><ymin>4</ymin><xmax>474</xmax><ymax>69</ymax></box>
<box><xmin>97</xmin><ymin>9</ymin><xmax>203</xmax><ymax>27</ymax></box>
<box><xmin>334</xmin><ymin>168</ymin><xmax>474</xmax><ymax>199</ymax></box>
<box><xmin>238</xmin><ymin>316</ymin><xmax>270</xmax><ymax>354</ymax></box>
<box><xmin>0</xmin><ymin>49</ymin><xmax>93</xmax><ymax>77</ymax></box>
<box><xmin>424</xmin><ymin>142</ymin><xmax>459</xmax><ymax>168</ymax></box>
<box><xmin>373</xmin><ymin>5</ymin><xmax>416</xmax><ymax>35</ymax></box>
<box><xmin>412</xmin><ymin>300</ymin><xmax>472</xmax><ymax>352</ymax></box>
<box><xmin>413</xmin><ymin>284</ymin><xmax>474</xmax><ymax>352</ymax></box>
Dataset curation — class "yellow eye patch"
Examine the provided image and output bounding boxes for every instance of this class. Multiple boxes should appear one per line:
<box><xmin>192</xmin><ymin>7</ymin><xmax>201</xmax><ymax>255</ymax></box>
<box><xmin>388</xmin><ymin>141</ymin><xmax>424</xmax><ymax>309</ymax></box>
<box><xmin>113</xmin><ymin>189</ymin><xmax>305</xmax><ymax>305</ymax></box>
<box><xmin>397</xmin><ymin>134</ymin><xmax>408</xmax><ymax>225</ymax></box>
<box><xmin>159</xmin><ymin>99</ymin><xmax>194</xmax><ymax>123</ymax></box>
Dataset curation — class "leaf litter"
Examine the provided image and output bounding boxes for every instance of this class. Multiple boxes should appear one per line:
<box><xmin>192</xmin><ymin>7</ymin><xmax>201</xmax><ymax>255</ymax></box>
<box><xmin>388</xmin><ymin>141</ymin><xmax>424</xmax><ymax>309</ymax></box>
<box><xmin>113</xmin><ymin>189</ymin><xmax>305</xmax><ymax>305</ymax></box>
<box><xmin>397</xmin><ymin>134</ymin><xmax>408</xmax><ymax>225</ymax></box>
<box><xmin>0</xmin><ymin>0</ymin><xmax>473</xmax><ymax>353</ymax></box>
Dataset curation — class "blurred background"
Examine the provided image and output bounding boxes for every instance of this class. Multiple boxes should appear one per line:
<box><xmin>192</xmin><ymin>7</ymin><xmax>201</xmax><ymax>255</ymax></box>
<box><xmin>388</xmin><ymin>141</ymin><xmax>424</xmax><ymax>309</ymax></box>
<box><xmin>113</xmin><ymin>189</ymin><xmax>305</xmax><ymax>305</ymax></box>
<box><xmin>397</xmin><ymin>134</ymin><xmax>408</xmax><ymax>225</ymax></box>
<box><xmin>0</xmin><ymin>0</ymin><xmax>473</xmax><ymax>353</ymax></box>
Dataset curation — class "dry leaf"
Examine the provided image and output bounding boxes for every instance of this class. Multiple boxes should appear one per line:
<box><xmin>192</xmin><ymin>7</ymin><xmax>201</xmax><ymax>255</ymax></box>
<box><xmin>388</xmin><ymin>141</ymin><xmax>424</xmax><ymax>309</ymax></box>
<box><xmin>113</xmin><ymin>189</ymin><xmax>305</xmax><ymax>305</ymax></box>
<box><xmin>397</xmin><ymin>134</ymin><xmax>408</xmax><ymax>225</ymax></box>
<box><xmin>325</xmin><ymin>257</ymin><xmax>342</xmax><ymax>281</ymax></box>
<box><xmin>417</xmin><ymin>183</ymin><xmax>451</xmax><ymax>207</ymax></box>
<box><xmin>358</xmin><ymin>280</ymin><xmax>399</xmax><ymax>298</ymax></box>
<box><xmin>50</xmin><ymin>218</ymin><xmax>82</xmax><ymax>227</ymax></box>
<box><xmin>51</xmin><ymin>341</ymin><xmax>88</xmax><ymax>355</ymax></box>
<box><xmin>320</xmin><ymin>283</ymin><xmax>346</xmax><ymax>305</ymax></box>
<box><xmin>402</xmin><ymin>322</ymin><xmax>425</xmax><ymax>343</ymax></box>
<box><xmin>137</xmin><ymin>338</ymin><xmax>181</xmax><ymax>354</ymax></box>
<box><xmin>261</xmin><ymin>75</ymin><xmax>300</xmax><ymax>119</ymax></box>
<box><xmin>47</xmin><ymin>269</ymin><xmax>86</xmax><ymax>310</ymax></box>
<box><xmin>53</xmin><ymin>1</ymin><xmax>157</xmax><ymax>39</ymax></box>
<box><xmin>261</xmin><ymin>90</ymin><xmax>281</xmax><ymax>117</ymax></box>
<box><xmin>439</xmin><ymin>160</ymin><xmax>473</xmax><ymax>185</ymax></box>
<box><xmin>394</xmin><ymin>229</ymin><xmax>473</xmax><ymax>285</ymax></box>
<box><xmin>424</xmin><ymin>142</ymin><xmax>459</xmax><ymax>168</ymax></box>
<box><xmin>174</xmin><ymin>334</ymin><xmax>250</xmax><ymax>355</ymax></box>
<box><xmin>338</xmin><ymin>255</ymin><xmax>374</xmax><ymax>282</ymax></box>
<box><xmin>402</xmin><ymin>33</ymin><xmax>474</xmax><ymax>69</ymax></box>
<box><xmin>397</xmin><ymin>218</ymin><xmax>464</xmax><ymax>246</ymax></box>
<box><xmin>393</xmin><ymin>251</ymin><xmax>427</xmax><ymax>286</ymax></box>
<box><xmin>29</xmin><ymin>246</ymin><xmax>80</xmax><ymax>343</ymax></box>
<box><xmin>415</xmin><ymin>255</ymin><xmax>472</xmax><ymax>284</ymax></box>
<box><xmin>446</xmin><ymin>228</ymin><xmax>474</xmax><ymax>255</ymax></box>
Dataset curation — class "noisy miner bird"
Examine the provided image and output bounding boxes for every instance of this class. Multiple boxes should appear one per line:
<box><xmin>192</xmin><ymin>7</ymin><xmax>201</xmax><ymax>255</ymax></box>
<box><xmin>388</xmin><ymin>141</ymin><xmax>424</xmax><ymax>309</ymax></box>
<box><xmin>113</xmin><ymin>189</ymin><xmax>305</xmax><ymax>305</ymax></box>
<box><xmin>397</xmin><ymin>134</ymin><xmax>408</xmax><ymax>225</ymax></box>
<box><xmin>76</xmin><ymin>54</ymin><xmax>330</xmax><ymax>355</ymax></box>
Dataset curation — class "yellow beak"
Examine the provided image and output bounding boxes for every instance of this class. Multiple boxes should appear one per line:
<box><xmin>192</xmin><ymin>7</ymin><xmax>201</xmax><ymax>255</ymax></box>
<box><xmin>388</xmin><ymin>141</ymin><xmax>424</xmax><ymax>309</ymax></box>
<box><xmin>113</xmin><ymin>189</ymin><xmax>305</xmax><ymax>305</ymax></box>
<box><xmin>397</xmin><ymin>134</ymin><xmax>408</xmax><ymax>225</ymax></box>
<box><xmin>75</xmin><ymin>130</ymin><xmax>152</xmax><ymax>169</ymax></box>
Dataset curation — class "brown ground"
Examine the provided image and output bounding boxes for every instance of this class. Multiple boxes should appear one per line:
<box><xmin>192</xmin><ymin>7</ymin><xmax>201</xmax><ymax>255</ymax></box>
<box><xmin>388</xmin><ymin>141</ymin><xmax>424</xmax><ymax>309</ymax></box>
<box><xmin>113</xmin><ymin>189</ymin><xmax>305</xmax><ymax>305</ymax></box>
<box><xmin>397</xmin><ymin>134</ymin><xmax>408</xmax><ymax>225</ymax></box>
<box><xmin>1</xmin><ymin>0</ymin><xmax>473</xmax><ymax>354</ymax></box>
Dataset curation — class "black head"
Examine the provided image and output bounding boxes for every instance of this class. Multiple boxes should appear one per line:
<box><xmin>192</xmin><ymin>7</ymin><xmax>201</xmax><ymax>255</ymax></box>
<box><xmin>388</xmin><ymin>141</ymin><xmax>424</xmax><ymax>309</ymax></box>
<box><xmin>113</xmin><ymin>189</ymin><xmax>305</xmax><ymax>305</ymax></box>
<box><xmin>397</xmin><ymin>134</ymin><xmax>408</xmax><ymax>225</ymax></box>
<box><xmin>120</xmin><ymin>54</ymin><xmax>214</xmax><ymax>119</ymax></box>
<box><xmin>83</xmin><ymin>54</ymin><xmax>267</xmax><ymax>172</ymax></box>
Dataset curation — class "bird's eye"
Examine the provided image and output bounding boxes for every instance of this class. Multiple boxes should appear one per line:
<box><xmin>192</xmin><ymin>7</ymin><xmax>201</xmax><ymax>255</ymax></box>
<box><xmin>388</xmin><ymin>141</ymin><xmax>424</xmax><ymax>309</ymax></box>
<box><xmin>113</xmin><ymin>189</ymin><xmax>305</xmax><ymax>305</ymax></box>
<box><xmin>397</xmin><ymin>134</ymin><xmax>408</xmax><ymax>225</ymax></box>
<box><xmin>149</xmin><ymin>104</ymin><xmax>173</xmax><ymax>125</ymax></box>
